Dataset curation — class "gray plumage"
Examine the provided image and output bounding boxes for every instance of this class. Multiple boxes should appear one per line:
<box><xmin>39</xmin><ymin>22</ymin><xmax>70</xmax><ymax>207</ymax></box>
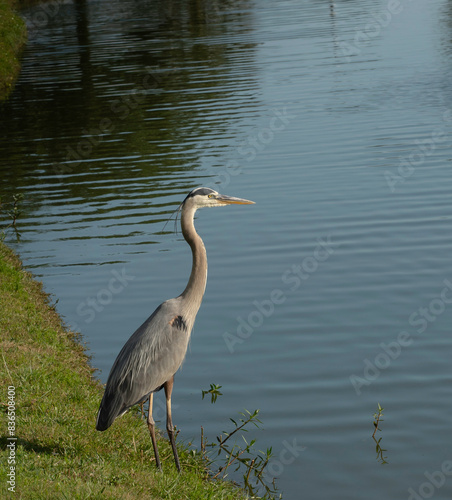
<box><xmin>95</xmin><ymin>300</ymin><xmax>188</xmax><ymax>430</ymax></box>
<box><xmin>96</xmin><ymin>187</ymin><xmax>254</xmax><ymax>471</ymax></box>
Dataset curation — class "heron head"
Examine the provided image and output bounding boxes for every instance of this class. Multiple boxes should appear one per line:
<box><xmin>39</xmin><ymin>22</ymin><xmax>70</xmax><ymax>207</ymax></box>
<box><xmin>182</xmin><ymin>187</ymin><xmax>255</xmax><ymax>209</ymax></box>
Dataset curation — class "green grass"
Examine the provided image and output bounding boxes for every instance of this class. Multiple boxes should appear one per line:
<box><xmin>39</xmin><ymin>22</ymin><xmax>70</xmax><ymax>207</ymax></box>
<box><xmin>0</xmin><ymin>241</ymin><xmax>245</xmax><ymax>499</ymax></box>
<box><xmin>0</xmin><ymin>0</ymin><xmax>27</xmax><ymax>101</ymax></box>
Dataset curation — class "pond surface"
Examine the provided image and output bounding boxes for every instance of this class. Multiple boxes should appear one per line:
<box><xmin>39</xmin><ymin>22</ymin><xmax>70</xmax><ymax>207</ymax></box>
<box><xmin>2</xmin><ymin>0</ymin><xmax>452</xmax><ymax>498</ymax></box>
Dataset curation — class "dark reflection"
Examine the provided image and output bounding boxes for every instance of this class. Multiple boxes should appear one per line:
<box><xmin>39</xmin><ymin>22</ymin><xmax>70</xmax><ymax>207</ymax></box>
<box><xmin>74</xmin><ymin>0</ymin><xmax>92</xmax><ymax>96</ymax></box>
<box><xmin>0</xmin><ymin>0</ymin><xmax>258</xmax><ymax>206</ymax></box>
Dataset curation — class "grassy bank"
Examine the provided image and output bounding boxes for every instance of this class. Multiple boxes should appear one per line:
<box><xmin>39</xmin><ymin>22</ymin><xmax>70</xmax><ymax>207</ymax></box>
<box><xmin>0</xmin><ymin>241</ymin><xmax>244</xmax><ymax>499</ymax></box>
<box><xmin>0</xmin><ymin>0</ymin><xmax>27</xmax><ymax>100</ymax></box>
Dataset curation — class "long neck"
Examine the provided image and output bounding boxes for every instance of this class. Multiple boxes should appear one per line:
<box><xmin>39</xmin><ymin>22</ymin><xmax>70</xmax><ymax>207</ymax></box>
<box><xmin>180</xmin><ymin>205</ymin><xmax>207</xmax><ymax>314</ymax></box>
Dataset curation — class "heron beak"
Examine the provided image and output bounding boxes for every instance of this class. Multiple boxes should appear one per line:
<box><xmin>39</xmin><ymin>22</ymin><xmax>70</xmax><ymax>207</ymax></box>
<box><xmin>216</xmin><ymin>194</ymin><xmax>255</xmax><ymax>205</ymax></box>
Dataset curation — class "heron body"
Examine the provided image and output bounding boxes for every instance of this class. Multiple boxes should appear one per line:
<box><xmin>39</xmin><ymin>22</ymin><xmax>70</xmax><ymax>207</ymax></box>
<box><xmin>96</xmin><ymin>187</ymin><xmax>254</xmax><ymax>471</ymax></box>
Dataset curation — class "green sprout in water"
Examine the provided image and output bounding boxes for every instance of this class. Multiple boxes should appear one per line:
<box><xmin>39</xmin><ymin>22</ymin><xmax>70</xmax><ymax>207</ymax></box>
<box><xmin>0</xmin><ymin>193</ymin><xmax>23</xmax><ymax>240</ymax></box>
<box><xmin>372</xmin><ymin>403</ymin><xmax>384</xmax><ymax>437</ymax></box>
<box><xmin>372</xmin><ymin>403</ymin><xmax>388</xmax><ymax>465</ymax></box>
<box><xmin>201</xmin><ymin>383</ymin><xmax>223</xmax><ymax>404</ymax></box>
<box><xmin>200</xmin><ymin>384</ymin><xmax>280</xmax><ymax>498</ymax></box>
<box><xmin>204</xmin><ymin>409</ymin><xmax>278</xmax><ymax>499</ymax></box>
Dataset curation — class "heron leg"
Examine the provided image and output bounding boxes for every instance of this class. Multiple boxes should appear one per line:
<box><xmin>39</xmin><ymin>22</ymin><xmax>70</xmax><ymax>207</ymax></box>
<box><xmin>146</xmin><ymin>393</ymin><xmax>161</xmax><ymax>470</ymax></box>
<box><xmin>164</xmin><ymin>376</ymin><xmax>181</xmax><ymax>472</ymax></box>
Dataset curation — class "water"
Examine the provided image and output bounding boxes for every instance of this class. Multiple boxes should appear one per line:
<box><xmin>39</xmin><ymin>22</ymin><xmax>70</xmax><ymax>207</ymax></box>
<box><xmin>1</xmin><ymin>0</ymin><xmax>452</xmax><ymax>498</ymax></box>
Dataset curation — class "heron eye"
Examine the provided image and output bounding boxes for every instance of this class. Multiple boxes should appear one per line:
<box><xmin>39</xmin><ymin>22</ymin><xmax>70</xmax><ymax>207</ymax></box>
<box><xmin>208</xmin><ymin>194</ymin><xmax>214</xmax><ymax>198</ymax></box>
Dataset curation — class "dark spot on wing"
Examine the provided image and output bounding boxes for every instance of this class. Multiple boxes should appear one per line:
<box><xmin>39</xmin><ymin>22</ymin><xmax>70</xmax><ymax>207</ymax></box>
<box><xmin>169</xmin><ymin>315</ymin><xmax>187</xmax><ymax>331</ymax></box>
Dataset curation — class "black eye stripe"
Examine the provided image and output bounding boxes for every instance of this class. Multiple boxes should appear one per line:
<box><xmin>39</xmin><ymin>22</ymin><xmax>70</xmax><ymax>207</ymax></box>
<box><xmin>188</xmin><ymin>187</ymin><xmax>216</xmax><ymax>198</ymax></box>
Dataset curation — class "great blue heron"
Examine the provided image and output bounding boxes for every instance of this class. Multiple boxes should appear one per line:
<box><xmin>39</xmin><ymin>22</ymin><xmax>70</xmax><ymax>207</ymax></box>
<box><xmin>96</xmin><ymin>187</ymin><xmax>254</xmax><ymax>472</ymax></box>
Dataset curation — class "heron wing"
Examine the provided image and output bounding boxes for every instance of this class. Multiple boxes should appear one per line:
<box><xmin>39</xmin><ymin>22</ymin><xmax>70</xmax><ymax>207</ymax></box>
<box><xmin>96</xmin><ymin>298</ymin><xmax>190</xmax><ymax>430</ymax></box>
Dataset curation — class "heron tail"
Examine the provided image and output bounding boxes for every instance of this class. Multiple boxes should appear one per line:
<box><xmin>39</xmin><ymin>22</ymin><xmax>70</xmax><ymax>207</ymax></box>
<box><xmin>95</xmin><ymin>408</ymin><xmax>112</xmax><ymax>432</ymax></box>
<box><xmin>95</xmin><ymin>390</ymin><xmax>125</xmax><ymax>431</ymax></box>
